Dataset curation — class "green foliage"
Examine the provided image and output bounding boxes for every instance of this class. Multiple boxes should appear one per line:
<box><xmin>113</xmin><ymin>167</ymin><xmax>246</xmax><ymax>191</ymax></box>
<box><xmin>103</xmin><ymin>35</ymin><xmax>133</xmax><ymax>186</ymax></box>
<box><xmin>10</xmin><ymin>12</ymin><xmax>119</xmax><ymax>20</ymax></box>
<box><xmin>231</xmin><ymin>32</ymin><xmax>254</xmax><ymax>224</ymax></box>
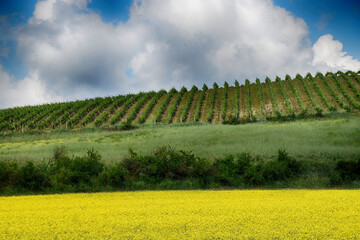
<box><xmin>287</xmin><ymin>75</ymin><xmax>308</xmax><ymax>117</ymax></box>
<box><xmin>307</xmin><ymin>73</ymin><xmax>335</xmax><ymax>111</ymax></box>
<box><xmin>256</xmin><ymin>78</ymin><xmax>266</xmax><ymax>117</ymax></box>
<box><xmin>181</xmin><ymin>86</ymin><xmax>198</xmax><ymax>122</ymax></box>
<box><xmin>95</xmin><ymin>95</ymin><xmax>130</xmax><ymax>127</ymax></box>
<box><xmin>338</xmin><ymin>71</ymin><xmax>360</xmax><ymax>99</ymax></box>
<box><xmin>245</xmin><ymin>79</ymin><xmax>254</xmax><ymax>120</ymax></box>
<box><xmin>194</xmin><ymin>84</ymin><xmax>208</xmax><ymax>122</ymax></box>
<box><xmin>327</xmin><ymin>72</ymin><xmax>360</xmax><ymax>109</ymax></box>
<box><xmin>298</xmin><ymin>74</ymin><xmax>323</xmax><ymax>116</ymax></box>
<box><xmin>276</xmin><ymin>76</ymin><xmax>295</xmax><ymax>118</ymax></box>
<box><xmin>316</xmin><ymin>72</ymin><xmax>344</xmax><ymax>108</ymax></box>
<box><xmin>222</xmin><ymin>81</ymin><xmax>228</xmax><ymax>121</ymax></box>
<box><xmin>126</xmin><ymin>92</ymin><xmax>155</xmax><ymax>123</ymax></box>
<box><xmin>155</xmin><ymin>88</ymin><xmax>177</xmax><ymax>123</ymax></box>
<box><xmin>81</xmin><ymin>97</ymin><xmax>113</xmax><ymax>126</ymax></box>
<box><xmin>206</xmin><ymin>83</ymin><xmax>218</xmax><ymax>122</ymax></box>
<box><xmin>68</xmin><ymin>99</ymin><xmax>100</xmax><ymax>128</ymax></box>
<box><xmin>167</xmin><ymin>87</ymin><xmax>187</xmax><ymax>123</ymax></box>
<box><xmin>330</xmin><ymin>158</ymin><xmax>360</xmax><ymax>185</ymax></box>
<box><xmin>138</xmin><ymin>90</ymin><xmax>166</xmax><ymax>124</ymax></box>
<box><xmin>347</xmin><ymin>71</ymin><xmax>360</xmax><ymax>84</ymax></box>
<box><xmin>266</xmin><ymin>77</ymin><xmax>280</xmax><ymax>118</ymax></box>
<box><xmin>111</xmin><ymin>93</ymin><xmax>144</xmax><ymax>125</ymax></box>
<box><xmin>234</xmin><ymin>80</ymin><xmax>240</xmax><ymax>118</ymax></box>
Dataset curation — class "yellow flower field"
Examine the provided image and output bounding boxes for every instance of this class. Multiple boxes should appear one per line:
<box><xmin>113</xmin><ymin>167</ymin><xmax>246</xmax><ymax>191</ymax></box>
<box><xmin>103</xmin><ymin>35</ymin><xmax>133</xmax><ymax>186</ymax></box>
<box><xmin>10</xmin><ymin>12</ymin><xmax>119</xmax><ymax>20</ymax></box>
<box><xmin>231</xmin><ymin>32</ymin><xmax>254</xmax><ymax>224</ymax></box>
<box><xmin>1</xmin><ymin>190</ymin><xmax>359</xmax><ymax>239</ymax></box>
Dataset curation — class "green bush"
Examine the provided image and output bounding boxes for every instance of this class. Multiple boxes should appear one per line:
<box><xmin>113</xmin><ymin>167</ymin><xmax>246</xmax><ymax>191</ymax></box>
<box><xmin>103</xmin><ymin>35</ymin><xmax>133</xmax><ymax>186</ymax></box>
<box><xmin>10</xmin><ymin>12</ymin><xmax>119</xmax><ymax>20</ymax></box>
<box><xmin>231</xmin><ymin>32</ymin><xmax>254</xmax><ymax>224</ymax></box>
<box><xmin>332</xmin><ymin>158</ymin><xmax>360</xmax><ymax>183</ymax></box>
<box><xmin>18</xmin><ymin>161</ymin><xmax>47</xmax><ymax>191</ymax></box>
<box><xmin>0</xmin><ymin>161</ymin><xmax>19</xmax><ymax>190</ymax></box>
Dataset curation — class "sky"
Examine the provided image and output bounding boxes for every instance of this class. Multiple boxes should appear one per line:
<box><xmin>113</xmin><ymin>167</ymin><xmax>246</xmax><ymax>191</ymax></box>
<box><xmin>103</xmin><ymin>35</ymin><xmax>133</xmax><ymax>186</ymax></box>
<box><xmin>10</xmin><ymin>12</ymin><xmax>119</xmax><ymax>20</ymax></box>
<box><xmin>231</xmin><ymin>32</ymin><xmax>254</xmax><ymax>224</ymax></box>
<box><xmin>0</xmin><ymin>0</ymin><xmax>359</xmax><ymax>109</ymax></box>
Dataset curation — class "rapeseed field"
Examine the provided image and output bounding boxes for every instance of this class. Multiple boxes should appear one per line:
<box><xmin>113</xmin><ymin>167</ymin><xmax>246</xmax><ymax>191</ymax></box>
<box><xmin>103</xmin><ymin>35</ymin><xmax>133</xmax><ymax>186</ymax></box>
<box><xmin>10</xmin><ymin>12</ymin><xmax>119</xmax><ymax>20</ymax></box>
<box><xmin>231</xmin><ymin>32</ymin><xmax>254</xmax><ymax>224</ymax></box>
<box><xmin>1</xmin><ymin>190</ymin><xmax>359</xmax><ymax>239</ymax></box>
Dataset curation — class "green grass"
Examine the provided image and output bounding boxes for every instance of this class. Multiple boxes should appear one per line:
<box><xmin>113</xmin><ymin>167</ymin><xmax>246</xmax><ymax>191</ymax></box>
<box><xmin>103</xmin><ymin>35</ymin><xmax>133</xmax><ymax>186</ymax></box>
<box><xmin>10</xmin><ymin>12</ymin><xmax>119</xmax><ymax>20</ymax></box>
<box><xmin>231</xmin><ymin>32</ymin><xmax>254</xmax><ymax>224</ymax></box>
<box><xmin>1</xmin><ymin>113</ymin><xmax>359</xmax><ymax>164</ymax></box>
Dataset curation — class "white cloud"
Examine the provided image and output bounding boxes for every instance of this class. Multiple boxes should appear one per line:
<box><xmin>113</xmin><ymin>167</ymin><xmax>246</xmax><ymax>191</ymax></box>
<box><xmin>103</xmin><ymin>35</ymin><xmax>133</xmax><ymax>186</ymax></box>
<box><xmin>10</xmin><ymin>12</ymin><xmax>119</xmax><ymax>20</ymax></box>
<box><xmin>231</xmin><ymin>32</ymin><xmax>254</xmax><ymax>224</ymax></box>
<box><xmin>1</xmin><ymin>0</ymin><xmax>359</xmax><ymax>108</ymax></box>
<box><xmin>0</xmin><ymin>65</ymin><xmax>58</xmax><ymax>108</ymax></box>
<box><xmin>312</xmin><ymin>34</ymin><xmax>360</xmax><ymax>72</ymax></box>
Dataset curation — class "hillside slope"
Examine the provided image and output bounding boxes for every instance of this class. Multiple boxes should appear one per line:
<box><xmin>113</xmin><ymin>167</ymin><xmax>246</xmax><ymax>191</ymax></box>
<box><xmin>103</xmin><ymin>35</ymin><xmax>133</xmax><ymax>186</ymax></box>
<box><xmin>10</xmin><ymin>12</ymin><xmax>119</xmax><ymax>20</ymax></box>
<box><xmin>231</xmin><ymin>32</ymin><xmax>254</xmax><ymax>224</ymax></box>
<box><xmin>1</xmin><ymin>70</ymin><xmax>360</xmax><ymax>132</ymax></box>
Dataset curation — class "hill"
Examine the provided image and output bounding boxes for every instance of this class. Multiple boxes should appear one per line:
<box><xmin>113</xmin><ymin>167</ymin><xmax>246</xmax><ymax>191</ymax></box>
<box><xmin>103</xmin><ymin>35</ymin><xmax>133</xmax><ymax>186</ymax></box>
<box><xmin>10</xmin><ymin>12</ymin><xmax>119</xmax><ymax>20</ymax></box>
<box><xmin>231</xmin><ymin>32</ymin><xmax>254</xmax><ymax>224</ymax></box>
<box><xmin>1</xmin><ymin>70</ymin><xmax>360</xmax><ymax>132</ymax></box>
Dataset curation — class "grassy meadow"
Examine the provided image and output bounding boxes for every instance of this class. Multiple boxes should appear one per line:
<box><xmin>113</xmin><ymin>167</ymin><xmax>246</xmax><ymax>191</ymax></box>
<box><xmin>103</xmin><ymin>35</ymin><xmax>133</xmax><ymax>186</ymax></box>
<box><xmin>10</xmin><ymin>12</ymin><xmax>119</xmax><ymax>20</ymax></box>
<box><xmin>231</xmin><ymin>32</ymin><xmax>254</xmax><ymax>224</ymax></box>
<box><xmin>0</xmin><ymin>113</ymin><xmax>359</xmax><ymax>164</ymax></box>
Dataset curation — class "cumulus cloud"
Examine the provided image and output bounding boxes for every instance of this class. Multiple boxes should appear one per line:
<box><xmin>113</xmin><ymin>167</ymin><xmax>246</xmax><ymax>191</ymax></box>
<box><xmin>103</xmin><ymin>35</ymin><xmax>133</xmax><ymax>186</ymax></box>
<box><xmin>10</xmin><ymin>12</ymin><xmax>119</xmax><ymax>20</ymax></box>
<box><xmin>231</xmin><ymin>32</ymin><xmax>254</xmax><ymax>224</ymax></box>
<box><xmin>0</xmin><ymin>65</ymin><xmax>57</xmax><ymax>108</ymax></box>
<box><xmin>312</xmin><ymin>34</ymin><xmax>360</xmax><ymax>72</ymax></box>
<box><xmin>1</xmin><ymin>0</ymin><xmax>359</xmax><ymax>108</ymax></box>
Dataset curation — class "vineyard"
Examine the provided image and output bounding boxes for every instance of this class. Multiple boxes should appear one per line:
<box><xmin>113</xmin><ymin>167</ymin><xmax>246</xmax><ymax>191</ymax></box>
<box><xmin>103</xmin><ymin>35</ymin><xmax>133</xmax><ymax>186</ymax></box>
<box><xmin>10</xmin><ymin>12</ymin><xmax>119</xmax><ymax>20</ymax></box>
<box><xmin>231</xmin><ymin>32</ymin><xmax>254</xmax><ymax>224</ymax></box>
<box><xmin>1</xmin><ymin>70</ymin><xmax>360</xmax><ymax>132</ymax></box>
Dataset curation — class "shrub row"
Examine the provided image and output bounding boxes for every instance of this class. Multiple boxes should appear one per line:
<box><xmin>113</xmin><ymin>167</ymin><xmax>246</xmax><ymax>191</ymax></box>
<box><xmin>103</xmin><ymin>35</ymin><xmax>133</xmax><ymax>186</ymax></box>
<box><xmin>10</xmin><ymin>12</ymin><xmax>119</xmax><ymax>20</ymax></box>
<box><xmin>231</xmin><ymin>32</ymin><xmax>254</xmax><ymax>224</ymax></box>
<box><xmin>256</xmin><ymin>79</ymin><xmax>266</xmax><ymax>117</ymax></box>
<box><xmin>347</xmin><ymin>71</ymin><xmax>360</xmax><ymax>84</ymax></box>
<box><xmin>276</xmin><ymin>77</ymin><xmax>295</xmax><ymax>118</ymax></box>
<box><xmin>266</xmin><ymin>77</ymin><xmax>281</xmax><ymax>119</ymax></box>
<box><xmin>95</xmin><ymin>95</ymin><xmax>131</xmax><ymax>127</ymax></box>
<box><xmin>167</xmin><ymin>87</ymin><xmax>187</xmax><ymax>123</ymax></box>
<box><xmin>39</xmin><ymin>103</ymin><xmax>73</xmax><ymax>129</ymax></box>
<box><xmin>126</xmin><ymin>92</ymin><xmax>155</xmax><ymax>123</ymax></box>
<box><xmin>0</xmin><ymin>147</ymin><xmax>304</xmax><ymax>194</ymax></box>
<box><xmin>67</xmin><ymin>99</ymin><xmax>100</xmax><ymax>128</ymax></box>
<box><xmin>338</xmin><ymin>71</ymin><xmax>360</xmax><ymax>99</ymax></box>
<box><xmin>206</xmin><ymin>83</ymin><xmax>218</xmax><ymax>122</ymax></box>
<box><xmin>221</xmin><ymin>82</ymin><xmax>229</xmax><ymax>121</ymax></box>
<box><xmin>82</xmin><ymin>97</ymin><xmax>114</xmax><ymax>126</ymax></box>
<box><xmin>316</xmin><ymin>73</ymin><xmax>345</xmax><ymax>109</ymax></box>
<box><xmin>245</xmin><ymin>79</ymin><xmax>254</xmax><ymax>120</ymax></box>
<box><xmin>54</xmin><ymin>101</ymin><xmax>87</xmax><ymax>127</ymax></box>
<box><xmin>181</xmin><ymin>86</ymin><xmax>198</xmax><ymax>123</ymax></box>
<box><xmin>297</xmin><ymin>74</ymin><xmax>323</xmax><ymax>117</ymax></box>
<box><xmin>330</xmin><ymin>157</ymin><xmax>360</xmax><ymax>185</ymax></box>
<box><xmin>138</xmin><ymin>90</ymin><xmax>167</xmax><ymax>124</ymax></box>
<box><xmin>327</xmin><ymin>73</ymin><xmax>360</xmax><ymax>109</ymax></box>
<box><xmin>18</xmin><ymin>108</ymin><xmax>41</xmax><ymax>127</ymax></box>
<box><xmin>194</xmin><ymin>84</ymin><xmax>208</xmax><ymax>122</ymax></box>
<box><xmin>155</xmin><ymin>88</ymin><xmax>177</xmax><ymax>123</ymax></box>
<box><xmin>307</xmin><ymin>73</ymin><xmax>336</xmax><ymax>111</ymax></box>
<box><xmin>286</xmin><ymin>75</ymin><xmax>308</xmax><ymax>117</ymax></box>
<box><xmin>234</xmin><ymin>80</ymin><xmax>240</xmax><ymax>118</ymax></box>
<box><xmin>30</xmin><ymin>104</ymin><xmax>61</xmax><ymax>129</ymax></box>
<box><xmin>111</xmin><ymin>93</ymin><xmax>144</xmax><ymax>125</ymax></box>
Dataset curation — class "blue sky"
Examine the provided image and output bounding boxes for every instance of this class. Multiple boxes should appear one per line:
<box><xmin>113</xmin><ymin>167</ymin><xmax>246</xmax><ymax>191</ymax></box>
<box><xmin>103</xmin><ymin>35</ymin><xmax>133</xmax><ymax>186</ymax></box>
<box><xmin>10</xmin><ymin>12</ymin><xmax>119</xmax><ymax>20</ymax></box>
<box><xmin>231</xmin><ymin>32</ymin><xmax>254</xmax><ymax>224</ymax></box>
<box><xmin>0</xmin><ymin>0</ymin><xmax>359</xmax><ymax>108</ymax></box>
<box><xmin>274</xmin><ymin>0</ymin><xmax>360</xmax><ymax>60</ymax></box>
